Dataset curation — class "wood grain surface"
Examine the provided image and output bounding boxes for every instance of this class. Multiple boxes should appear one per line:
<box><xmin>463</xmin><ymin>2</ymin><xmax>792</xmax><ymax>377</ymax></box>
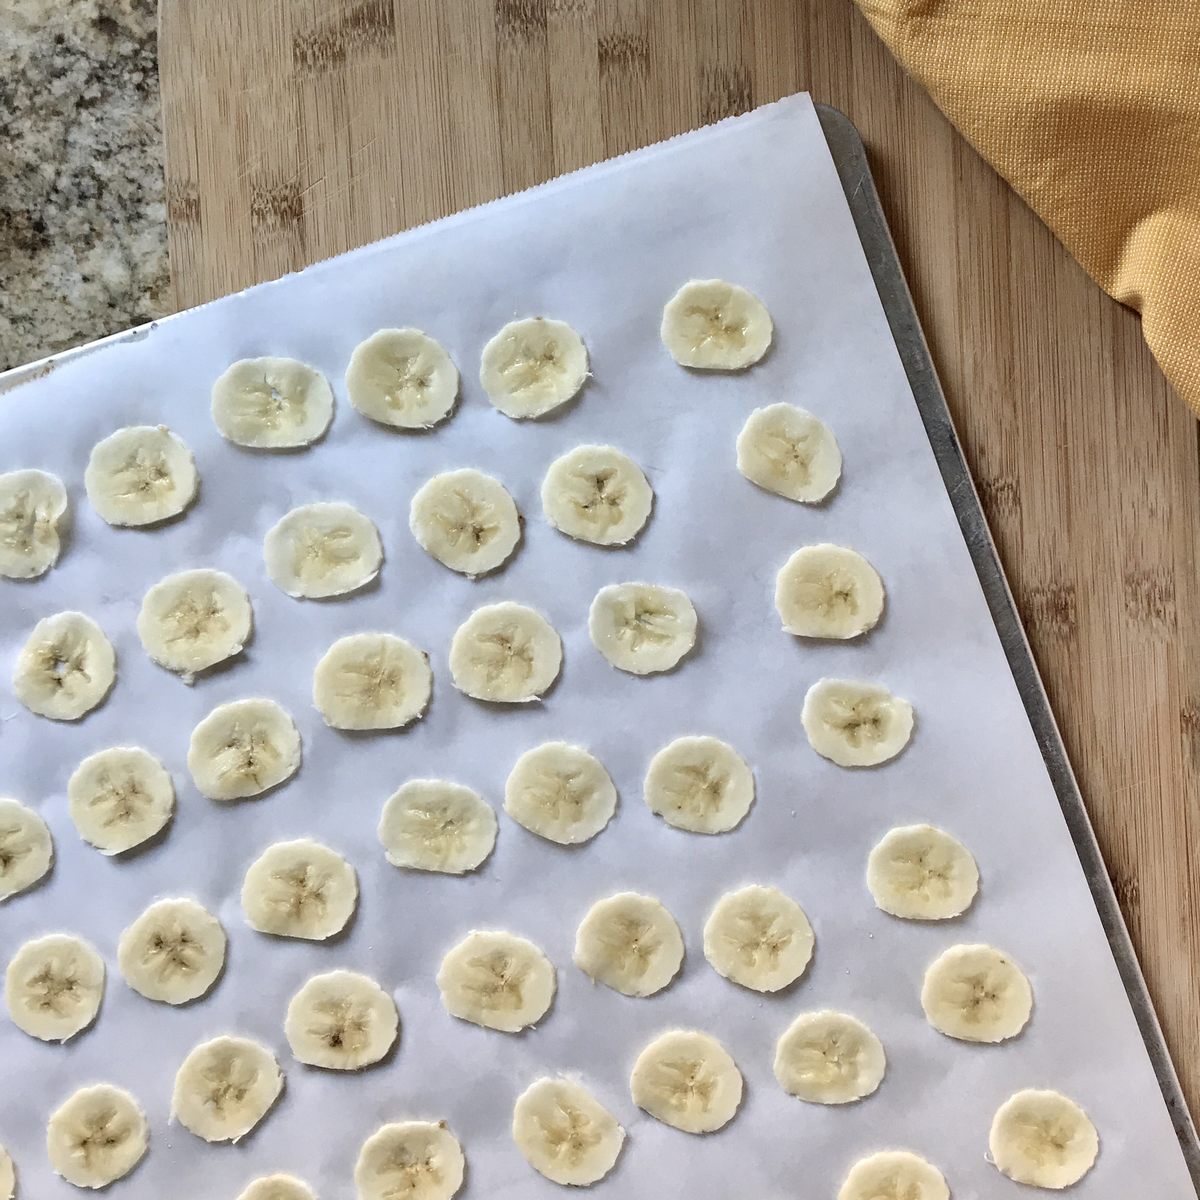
<box><xmin>159</xmin><ymin>0</ymin><xmax>1200</xmax><ymax>1115</ymax></box>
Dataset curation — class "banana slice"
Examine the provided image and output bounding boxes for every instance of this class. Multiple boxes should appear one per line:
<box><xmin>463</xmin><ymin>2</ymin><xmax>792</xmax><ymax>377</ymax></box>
<box><xmin>313</xmin><ymin>632</ymin><xmax>433</xmax><ymax>730</ymax></box>
<box><xmin>837</xmin><ymin>1151</ymin><xmax>949</xmax><ymax>1200</ymax></box>
<box><xmin>573</xmin><ymin>892</ymin><xmax>684</xmax><ymax>998</ymax></box>
<box><xmin>263</xmin><ymin>501</ymin><xmax>383</xmax><ymax>599</ymax></box>
<box><xmin>212</xmin><ymin>356</ymin><xmax>334</xmax><ymax>448</ymax></box>
<box><xmin>378</xmin><ymin>780</ymin><xmax>497</xmax><ymax>875</ymax></box>
<box><xmin>346</xmin><ymin>328</ymin><xmax>460</xmax><ymax>429</ymax></box>
<box><xmin>187</xmin><ymin>697</ymin><xmax>302</xmax><ymax>801</ymax></box>
<box><xmin>775</xmin><ymin>545</ymin><xmax>885</xmax><ymax>639</ymax></box>
<box><xmin>921</xmin><ymin>943</ymin><xmax>1033</xmax><ymax>1043</ymax></box>
<box><xmin>448</xmin><ymin>602</ymin><xmax>562</xmax><ymax>702</ymax></box>
<box><xmin>702</xmin><ymin>884</ymin><xmax>814</xmax><ymax>993</ymax></box>
<box><xmin>541</xmin><ymin>444</ymin><xmax>653</xmax><ymax>546</ymax></box>
<box><xmin>172</xmin><ymin>1035</ymin><xmax>283</xmax><ymax>1142</ymax></box>
<box><xmin>237</xmin><ymin>1175</ymin><xmax>315</xmax><ymax>1200</ymax></box>
<box><xmin>0</xmin><ymin>468</ymin><xmax>68</xmax><ymax>578</ymax></box>
<box><xmin>241</xmin><ymin>838</ymin><xmax>358</xmax><ymax>940</ymax></box>
<box><xmin>0</xmin><ymin>1144</ymin><xmax>12</xmax><ymax>1200</ymax></box>
<box><xmin>643</xmin><ymin>735</ymin><xmax>754</xmax><ymax>834</ymax></box>
<box><xmin>512</xmin><ymin>1077</ymin><xmax>625</xmax><ymax>1186</ymax></box>
<box><xmin>117</xmin><ymin>897</ymin><xmax>226</xmax><ymax>1005</ymax></box>
<box><xmin>867</xmin><ymin>824</ymin><xmax>979</xmax><ymax>920</ymax></box>
<box><xmin>68</xmin><ymin>746</ymin><xmax>175</xmax><ymax>855</ymax></box>
<box><xmin>480</xmin><ymin>317</ymin><xmax>589</xmax><ymax>419</ymax></box>
<box><xmin>284</xmin><ymin>968</ymin><xmax>398</xmax><ymax>1070</ymax></box>
<box><xmin>629</xmin><ymin>1030</ymin><xmax>743</xmax><ymax>1134</ymax></box>
<box><xmin>504</xmin><ymin>742</ymin><xmax>617</xmax><ymax>845</ymax></box>
<box><xmin>737</xmin><ymin>403</ymin><xmax>841</xmax><ymax>503</ymax></box>
<box><xmin>5</xmin><ymin>933</ymin><xmax>104</xmax><ymax>1042</ymax></box>
<box><xmin>46</xmin><ymin>1084</ymin><xmax>148</xmax><ymax>1189</ymax></box>
<box><xmin>437</xmin><ymin>930</ymin><xmax>555</xmax><ymax>1033</ymax></box>
<box><xmin>588</xmin><ymin>582</ymin><xmax>697</xmax><ymax>675</ymax></box>
<box><xmin>660</xmin><ymin>279</ymin><xmax>772</xmax><ymax>370</ymax></box>
<box><xmin>0</xmin><ymin>797</ymin><xmax>53</xmax><ymax>901</ymax></box>
<box><xmin>773</xmin><ymin>1010</ymin><xmax>886</xmax><ymax>1104</ymax></box>
<box><xmin>12</xmin><ymin>611</ymin><xmax>116</xmax><ymax>721</ymax></box>
<box><xmin>84</xmin><ymin>424</ymin><xmax>198</xmax><ymax>526</ymax></box>
<box><xmin>802</xmin><ymin>678</ymin><xmax>914</xmax><ymax>768</ymax></box>
<box><xmin>989</xmin><ymin>1088</ymin><xmax>1099</xmax><ymax>1189</ymax></box>
<box><xmin>137</xmin><ymin>568</ymin><xmax>253</xmax><ymax>680</ymax></box>
<box><xmin>355</xmin><ymin>1121</ymin><xmax>465</xmax><ymax>1200</ymax></box>
<box><xmin>409</xmin><ymin>469</ymin><xmax>521</xmax><ymax>577</ymax></box>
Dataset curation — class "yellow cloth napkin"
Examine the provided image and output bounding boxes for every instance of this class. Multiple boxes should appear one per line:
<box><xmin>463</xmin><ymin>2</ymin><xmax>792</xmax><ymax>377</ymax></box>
<box><xmin>853</xmin><ymin>0</ymin><xmax>1200</xmax><ymax>412</ymax></box>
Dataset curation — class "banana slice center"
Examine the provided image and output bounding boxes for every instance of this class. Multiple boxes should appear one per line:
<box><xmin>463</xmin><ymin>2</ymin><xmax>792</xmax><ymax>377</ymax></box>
<box><xmin>295</xmin><ymin>526</ymin><xmax>360</xmax><ymax>575</ymax></box>
<box><xmin>37</xmin><ymin>639</ymin><xmax>90</xmax><ymax>689</ymax></box>
<box><xmin>163</xmin><ymin>591</ymin><xmax>228</xmax><ymax>645</ymax></box>
<box><xmin>143</xmin><ymin>928</ymin><xmax>204</xmax><ymax>981</ymax></box>
<box><xmin>0</xmin><ymin>824</ymin><xmax>33</xmax><ymax>871</ymax></box>
<box><xmin>435</xmin><ymin>491</ymin><xmax>500</xmax><ymax>550</ymax></box>
<box><xmin>599</xmin><ymin>917</ymin><xmax>662</xmax><ymax>979</ymax></box>
<box><xmin>665</xmin><ymin>763</ymin><xmax>727</xmax><ymax>815</ymax></box>
<box><xmin>402</xmin><ymin>804</ymin><xmax>469</xmax><ymax>861</ymax></box>
<box><xmin>89</xmin><ymin>772</ymin><xmax>149</xmax><ymax>828</ymax></box>
<box><xmin>218</xmin><ymin>729</ymin><xmax>281</xmax><ymax>786</ymax></box>
<box><xmin>268</xmin><ymin>865</ymin><xmax>332</xmax><ymax>921</ymax></box>
<box><xmin>503</xmin><ymin>344</ymin><xmax>565</xmax><ymax>393</ymax></box>
<box><xmin>656</xmin><ymin>1058</ymin><xmax>717</xmax><ymax>1113</ymax></box>
<box><xmin>476</xmin><ymin>630</ymin><xmax>534</xmax><ymax>684</ymax></box>
<box><xmin>570</xmin><ymin>470</ymin><xmax>625</xmax><ymax>527</ymax></box>
<box><xmin>73</xmin><ymin>1108</ymin><xmax>129</xmax><ymax>1165</ymax></box>
<box><xmin>0</xmin><ymin>490</ymin><xmax>42</xmax><ymax>551</ymax></box>
<box><xmin>798</xmin><ymin>1034</ymin><xmax>861</xmax><ymax>1085</ymax></box>
<box><xmin>873</xmin><ymin>1175</ymin><xmax>923</xmax><ymax>1200</ymax></box>
<box><xmin>617</xmin><ymin>601</ymin><xmax>677</xmax><ymax>650</ymax></box>
<box><xmin>953</xmin><ymin>971</ymin><xmax>1007</xmax><ymax>1020</ymax></box>
<box><xmin>762</xmin><ymin>430</ymin><xmax>814</xmax><ymax>481</ymax></box>
<box><xmin>895</xmin><ymin>850</ymin><xmax>953</xmax><ymax>900</ymax></box>
<box><xmin>462</xmin><ymin>951</ymin><xmax>528</xmax><ymax>1011</ymax></box>
<box><xmin>539</xmin><ymin>1103</ymin><xmax>602</xmax><ymax>1166</ymax></box>
<box><xmin>380</xmin><ymin>352</ymin><xmax>432</xmax><ymax>408</ymax></box>
<box><xmin>310</xmin><ymin>998</ymin><xmax>372</xmax><ymax>1053</ymax></box>
<box><xmin>685</xmin><ymin>303</ymin><xmax>748</xmax><ymax>351</ymax></box>
<box><xmin>724</xmin><ymin>909</ymin><xmax>792</xmax><ymax>968</ymax></box>
<box><xmin>800</xmin><ymin>569</ymin><xmax>861</xmax><ymax>618</ymax></box>
<box><xmin>527</xmin><ymin>770</ymin><xmax>590</xmax><ymax>821</ymax></box>
<box><xmin>26</xmin><ymin>965</ymin><xmax>83</xmax><ymax>1015</ymax></box>
<box><xmin>201</xmin><ymin>1058</ymin><xmax>258</xmax><ymax>1114</ymax></box>
<box><xmin>1017</xmin><ymin>1116</ymin><xmax>1075</xmax><ymax>1165</ymax></box>
<box><xmin>828</xmin><ymin>699</ymin><xmax>887</xmax><ymax>747</ymax></box>
<box><xmin>238</xmin><ymin>378</ymin><xmax>297</xmax><ymax>429</ymax></box>
<box><xmin>379</xmin><ymin>1146</ymin><xmax>441</xmax><ymax>1193</ymax></box>
<box><xmin>113</xmin><ymin>450</ymin><xmax>173</xmax><ymax>501</ymax></box>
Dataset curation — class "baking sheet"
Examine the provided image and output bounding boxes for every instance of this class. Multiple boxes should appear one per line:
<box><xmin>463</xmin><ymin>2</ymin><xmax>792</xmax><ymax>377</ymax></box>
<box><xmin>0</xmin><ymin>93</ymin><xmax>1193</xmax><ymax>1198</ymax></box>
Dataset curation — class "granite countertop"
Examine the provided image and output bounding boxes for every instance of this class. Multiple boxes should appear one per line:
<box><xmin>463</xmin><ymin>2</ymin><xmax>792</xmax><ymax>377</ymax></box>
<box><xmin>0</xmin><ymin>0</ymin><xmax>169</xmax><ymax>372</ymax></box>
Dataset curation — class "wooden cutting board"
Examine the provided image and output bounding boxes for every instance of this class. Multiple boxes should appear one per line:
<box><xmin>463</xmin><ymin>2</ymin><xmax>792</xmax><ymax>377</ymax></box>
<box><xmin>158</xmin><ymin>0</ymin><xmax>1200</xmax><ymax>1115</ymax></box>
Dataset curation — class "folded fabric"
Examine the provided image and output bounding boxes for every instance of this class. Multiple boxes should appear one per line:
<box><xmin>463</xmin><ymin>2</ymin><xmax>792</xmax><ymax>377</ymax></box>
<box><xmin>854</xmin><ymin>0</ymin><xmax>1200</xmax><ymax>412</ymax></box>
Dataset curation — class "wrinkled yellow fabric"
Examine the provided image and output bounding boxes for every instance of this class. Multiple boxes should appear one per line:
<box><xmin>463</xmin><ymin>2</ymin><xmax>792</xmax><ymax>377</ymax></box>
<box><xmin>853</xmin><ymin>0</ymin><xmax>1200</xmax><ymax>411</ymax></box>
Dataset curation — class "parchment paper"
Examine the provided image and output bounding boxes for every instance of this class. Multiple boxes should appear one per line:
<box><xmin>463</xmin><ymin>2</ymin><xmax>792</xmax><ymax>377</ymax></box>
<box><xmin>0</xmin><ymin>94</ymin><xmax>1192</xmax><ymax>1198</ymax></box>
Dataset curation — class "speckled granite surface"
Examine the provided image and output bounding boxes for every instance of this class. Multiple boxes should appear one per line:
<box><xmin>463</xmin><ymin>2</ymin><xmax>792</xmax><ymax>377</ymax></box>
<box><xmin>0</xmin><ymin>0</ymin><xmax>169</xmax><ymax>372</ymax></box>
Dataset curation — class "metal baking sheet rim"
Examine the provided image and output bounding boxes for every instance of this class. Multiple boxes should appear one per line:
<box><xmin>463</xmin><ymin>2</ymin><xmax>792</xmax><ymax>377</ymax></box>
<box><xmin>2</xmin><ymin>100</ymin><xmax>1196</xmax><ymax>1189</ymax></box>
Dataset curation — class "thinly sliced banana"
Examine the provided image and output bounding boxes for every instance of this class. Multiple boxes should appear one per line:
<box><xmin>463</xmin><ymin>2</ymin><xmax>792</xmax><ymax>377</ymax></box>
<box><xmin>313</xmin><ymin>633</ymin><xmax>432</xmax><ymax>730</ymax></box>
<box><xmin>644</xmin><ymin>735</ymin><xmax>754</xmax><ymax>834</ymax></box>
<box><xmin>775</xmin><ymin>545</ymin><xmax>884</xmax><ymax>639</ymax></box>
<box><xmin>187</xmin><ymin>697</ymin><xmax>301</xmax><ymax>801</ymax></box>
<box><xmin>46</xmin><ymin>1084</ymin><xmax>148</xmax><ymax>1189</ymax></box>
<box><xmin>409</xmin><ymin>469</ymin><xmax>521</xmax><ymax>577</ymax></box>
<box><xmin>837</xmin><ymin>1151</ymin><xmax>949</xmax><ymax>1200</ymax></box>
<box><xmin>355</xmin><ymin>1121</ymin><xmax>465</xmax><ymax>1200</ymax></box>
<box><xmin>660</xmin><ymin>279</ymin><xmax>772</xmax><ymax>370</ymax></box>
<box><xmin>504</xmin><ymin>742</ymin><xmax>617</xmax><ymax>845</ymax></box>
<box><xmin>237</xmin><ymin>1175</ymin><xmax>315</xmax><ymax>1200</ymax></box>
<box><xmin>541</xmin><ymin>445</ymin><xmax>653</xmax><ymax>546</ymax></box>
<box><xmin>448</xmin><ymin>602</ymin><xmax>562</xmax><ymax>702</ymax></box>
<box><xmin>241</xmin><ymin>838</ymin><xmax>358</xmax><ymax>940</ymax></box>
<box><xmin>172</xmin><ymin>1035</ymin><xmax>283</xmax><ymax>1142</ymax></box>
<box><xmin>437</xmin><ymin>930</ymin><xmax>555</xmax><ymax>1033</ymax></box>
<box><xmin>0</xmin><ymin>1144</ymin><xmax>11</xmax><ymax>1200</ymax></box>
<box><xmin>802</xmin><ymin>678</ymin><xmax>914</xmax><ymax>768</ymax></box>
<box><xmin>285</xmin><ymin>968</ymin><xmax>398</xmax><ymax>1070</ymax></box>
<box><xmin>480</xmin><ymin>317</ymin><xmax>588</xmax><ymax>419</ymax></box>
<box><xmin>921</xmin><ymin>943</ymin><xmax>1033</xmax><ymax>1043</ymax></box>
<box><xmin>378</xmin><ymin>780</ymin><xmax>497</xmax><ymax>875</ymax></box>
<box><xmin>212</xmin><ymin>357</ymin><xmax>334</xmax><ymax>448</ymax></box>
<box><xmin>588</xmin><ymin>582</ymin><xmax>697</xmax><ymax>675</ymax></box>
<box><xmin>0</xmin><ymin>797</ymin><xmax>53</xmax><ymax>901</ymax></box>
<box><xmin>137</xmin><ymin>568</ymin><xmax>253</xmax><ymax>680</ymax></box>
<box><xmin>0</xmin><ymin>468</ymin><xmax>68</xmax><ymax>578</ymax></box>
<box><xmin>574</xmin><ymin>892</ymin><xmax>684</xmax><ymax>998</ymax></box>
<box><xmin>630</xmin><ymin>1030</ymin><xmax>743</xmax><ymax>1134</ymax></box>
<box><xmin>703</xmin><ymin>884</ymin><xmax>814</xmax><ymax>993</ymax></box>
<box><xmin>737</xmin><ymin>404</ymin><xmax>841</xmax><ymax>503</ymax></box>
<box><xmin>263</xmin><ymin>501</ymin><xmax>383</xmax><ymax>599</ymax></box>
<box><xmin>68</xmin><ymin>747</ymin><xmax>175</xmax><ymax>855</ymax></box>
<box><xmin>13</xmin><ymin>611</ymin><xmax>115</xmax><ymax>721</ymax></box>
<box><xmin>117</xmin><ymin>897</ymin><xmax>226</xmax><ymax>1005</ymax></box>
<box><xmin>773</xmin><ymin>1010</ymin><xmax>886</xmax><ymax>1104</ymax></box>
<box><xmin>84</xmin><ymin>424</ymin><xmax>198</xmax><ymax>526</ymax></box>
<box><xmin>989</xmin><ymin>1088</ymin><xmax>1099</xmax><ymax>1189</ymax></box>
<box><xmin>5</xmin><ymin>933</ymin><xmax>104</xmax><ymax>1042</ymax></box>
<box><xmin>346</xmin><ymin>328</ymin><xmax>460</xmax><ymax>429</ymax></box>
<box><xmin>512</xmin><ymin>1077</ymin><xmax>625</xmax><ymax>1186</ymax></box>
<box><xmin>867</xmin><ymin>824</ymin><xmax>979</xmax><ymax>920</ymax></box>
